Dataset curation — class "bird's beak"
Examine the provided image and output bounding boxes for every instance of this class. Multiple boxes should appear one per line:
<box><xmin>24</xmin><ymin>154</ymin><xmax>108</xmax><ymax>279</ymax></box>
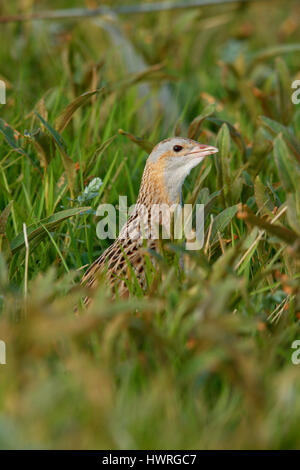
<box><xmin>186</xmin><ymin>144</ymin><xmax>218</xmax><ymax>159</ymax></box>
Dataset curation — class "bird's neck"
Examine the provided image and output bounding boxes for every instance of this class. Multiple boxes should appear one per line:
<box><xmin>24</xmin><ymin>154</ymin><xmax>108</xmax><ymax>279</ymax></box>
<box><xmin>119</xmin><ymin>162</ymin><xmax>181</xmax><ymax>241</ymax></box>
<box><xmin>136</xmin><ymin>162</ymin><xmax>180</xmax><ymax>208</ymax></box>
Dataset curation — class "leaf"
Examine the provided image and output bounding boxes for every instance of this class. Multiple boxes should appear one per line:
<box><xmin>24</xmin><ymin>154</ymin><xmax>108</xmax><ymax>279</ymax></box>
<box><xmin>35</xmin><ymin>112</ymin><xmax>67</xmax><ymax>150</ymax></box>
<box><xmin>254</xmin><ymin>176</ymin><xmax>274</xmax><ymax>217</ymax></box>
<box><xmin>123</xmin><ymin>63</ymin><xmax>175</xmax><ymax>86</ymax></box>
<box><xmin>273</xmin><ymin>134</ymin><xmax>300</xmax><ymax>194</ymax></box>
<box><xmin>0</xmin><ymin>201</ymin><xmax>13</xmax><ymax>235</ymax></box>
<box><xmin>236</xmin><ymin>78</ymin><xmax>259</xmax><ymax>122</ymax></box>
<box><xmin>0</xmin><ymin>252</ymin><xmax>8</xmax><ymax>285</ymax></box>
<box><xmin>0</xmin><ymin>119</ymin><xmax>26</xmax><ymax>155</ymax></box>
<box><xmin>211</xmin><ymin>245</ymin><xmax>238</xmax><ymax>282</ymax></box>
<box><xmin>35</xmin><ymin>113</ymin><xmax>76</xmax><ymax>196</ymax></box>
<box><xmin>250</xmin><ymin>44</ymin><xmax>300</xmax><ymax>63</ymax></box>
<box><xmin>276</xmin><ymin>58</ymin><xmax>293</xmax><ymax>125</ymax></box>
<box><xmin>216</xmin><ymin>123</ymin><xmax>231</xmax><ymax>205</ymax></box>
<box><xmin>55</xmin><ymin>89</ymin><xmax>101</xmax><ymax>133</ymax></box>
<box><xmin>52</xmin><ymin>173</ymin><xmax>69</xmax><ymax>212</ymax></box>
<box><xmin>217</xmin><ymin>123</ymin><xmax>231</xmax><ymax>160</ymax></box>
<box><xmin>188</xmin><ymin>104</ymin><xmax>215</xmax><ymax>139</ymax></box>
<box><xmin>204</xmin><ymin>190</ymin><xmax>222</xmax><ymax>221</ymax></box>
<box><xmin>287</xmin><ymin>194</ymin><xmax>300</xmax><ymax>236</ymax></box>
<box><xmin>273</xmin><ymin>135</ymin><xmax>300</xmax><ymax>235</ymax></box>
<box><xmin>118</xmin><ymin>129</ymin><xmax>153</xmax><ymax>153</ymax></box>
<box><xmin>25</xmin><ymin>128</ymin><xmax>53</xmax><ymax>169</ymax></box>
<box><xmin>209</xmin><ymin>205</ymin><xmax>239</xmax><ymax>243</ymax></box>
<box><xmin>77</xmin><ymin>177</ymin><xmax>103</xmax><ymax>204</ymax></box>
<box><xmin>84</xmin><ymin>136</ymin><xmax>117</xmax><ymax>176</ymax></box>
<box><xmin>0</xmin><ymin>201</ymin><xmax>13</xmax><ymax>255</ymax></box>
<box><xmin>207</xmin><ymin>117</ymin><xmax>246</xmax><ymax>155</ymax></box>
<box><xmin>260</xmin><ymin>116</ymin><xmax>300</xmax><ymax>162</ymax></box>
<box><xmin>247</xmin><ymin>127</ymin><xmax>273</xmax><ymax>176</ymax></box>
<box><xmin>237</xmin><ymin>204</ymin><xmax>299</xmax><ymax>244</ymax></box>
<box><xmin>10</xmin><ymin>207</ymin><xmax>91</xmax><ymax>254</ymax></box>
<box><xmin>187</xmin><ymin>163</ymin><xmax>212</xmax><ymax>206</ymax></box>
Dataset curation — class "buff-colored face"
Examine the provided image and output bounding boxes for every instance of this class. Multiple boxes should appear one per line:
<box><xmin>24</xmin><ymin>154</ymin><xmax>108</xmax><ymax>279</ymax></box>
<box><xmin>148</xmin><ymin>137</ymin><xmax>218</xmax><ymax>164</ymax></box>
<box><xmin>147</xmin><ymin>137</ymin><xmax>218</xmax><ymax>203</ymax></box>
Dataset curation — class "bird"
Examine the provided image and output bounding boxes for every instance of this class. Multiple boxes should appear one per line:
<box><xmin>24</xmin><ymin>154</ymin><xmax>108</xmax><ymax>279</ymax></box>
<box><xmin>80</xmin><ymin>137</ymin><xmax>218</xmax><ymax>304</ymax></box>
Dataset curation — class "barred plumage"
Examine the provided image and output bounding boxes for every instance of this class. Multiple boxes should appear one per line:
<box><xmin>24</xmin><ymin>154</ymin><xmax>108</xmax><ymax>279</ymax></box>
<box><xmin>80</xmin><ymin>137</ymin><xmax>218</xmax><ymax>304</ymax></box>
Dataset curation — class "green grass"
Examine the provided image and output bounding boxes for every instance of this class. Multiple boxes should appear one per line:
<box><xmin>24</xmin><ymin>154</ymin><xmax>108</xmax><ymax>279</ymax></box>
<box><xmin>0</xmin><ymin>0</ymin><xmax>300</xmax><ymax>449</ymax></box>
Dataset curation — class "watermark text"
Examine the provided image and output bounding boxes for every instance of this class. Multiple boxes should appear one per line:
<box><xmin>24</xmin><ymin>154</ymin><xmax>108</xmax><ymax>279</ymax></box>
<box><xmin>291</xmin><ymin>340</ymin><xmax>300</xmax><ymax>365</ymax></box>
<box><xmin>96</xmin><ymin>197</ymin><xmax>205</xmax><ymax>250</ymax></box>
<box><xmin>0</xmin><ymin>340</ymin><xmax>6</xmax><ymax>365</ymax></box>
<box><xmin>291</xmin><ymin>79</ymin><xmax>300</xmax><ymax>104</ymax></box>
<box><xmin>0</xmin><ymin>80</ymin><xmax>6</xmax><ymax>104</ymax></box>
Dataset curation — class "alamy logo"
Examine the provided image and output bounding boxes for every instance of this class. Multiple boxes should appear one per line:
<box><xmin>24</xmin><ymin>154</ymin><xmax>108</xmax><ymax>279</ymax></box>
<box><xmin>291</xmin><ymin>340</ymin><xmax>300</xmax><ymax>365</ymax></box>
<box><xmin>0</xmin><ymin>80</ymin><xmax>6</xmax><ymax>104</ymax></box>
<box><xmin>291</xmin><ymin>80</ymin><xmax>300</xmax><ymax>105</ymax></box>
<box><xmin>96</xmin><ymin>197</ymin><xmax>205</xmax><ymax>250</ymax></box>
<box><xmin>0</xmin><ymin>340</ymin><xmax>6</xmax><ymax>365</ymax></box>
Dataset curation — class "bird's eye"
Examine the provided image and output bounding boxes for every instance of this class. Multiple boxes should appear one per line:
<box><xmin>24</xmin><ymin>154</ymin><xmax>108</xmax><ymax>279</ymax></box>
<box><xmin>173</xmin><ymin>145</ymin><xmax>183</xmax><ymax>152</ymax></box>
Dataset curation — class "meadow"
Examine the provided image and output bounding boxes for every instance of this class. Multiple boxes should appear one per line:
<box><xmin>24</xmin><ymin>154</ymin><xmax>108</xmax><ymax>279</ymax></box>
<box><xmin>0</xmin><ymin>0</ymin><xmax>300</xmax><ymax>449</ymax></box>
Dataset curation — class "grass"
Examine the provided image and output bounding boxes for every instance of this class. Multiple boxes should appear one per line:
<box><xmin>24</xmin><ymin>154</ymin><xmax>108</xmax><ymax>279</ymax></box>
<box><xmin>0</xmin><ymin>0</ymin><xmax>300</xmax><ymax>449</ymax></box>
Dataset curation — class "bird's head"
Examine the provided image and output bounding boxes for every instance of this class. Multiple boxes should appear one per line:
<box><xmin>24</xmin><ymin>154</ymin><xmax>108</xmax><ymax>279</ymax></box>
<box><xmin>146</xmin><ymin>137</ymin><xmax>218</xmax><ymax>203</ymax></box>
